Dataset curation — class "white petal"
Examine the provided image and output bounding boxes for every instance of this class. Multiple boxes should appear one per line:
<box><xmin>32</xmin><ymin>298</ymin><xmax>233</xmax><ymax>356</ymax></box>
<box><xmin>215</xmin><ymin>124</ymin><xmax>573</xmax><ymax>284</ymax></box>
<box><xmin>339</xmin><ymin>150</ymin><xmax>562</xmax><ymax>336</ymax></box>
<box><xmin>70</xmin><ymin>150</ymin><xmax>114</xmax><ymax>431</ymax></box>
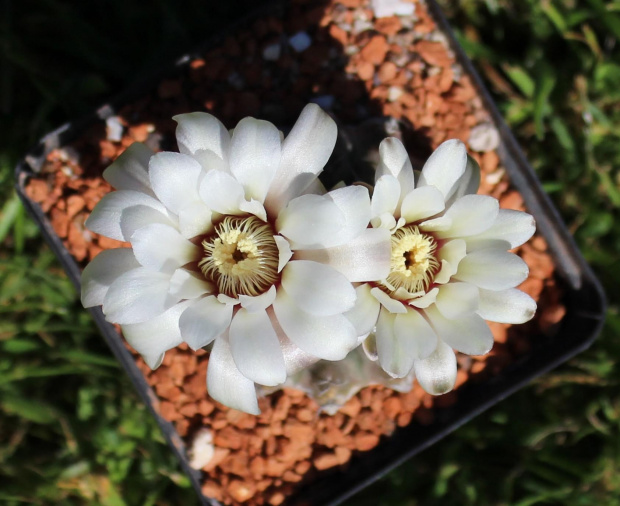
<box><xmin>446</xmin><ymin>154</ymin><xmax>481</xmax><ymax>206</ymax></box>
<box><xmin>362</xmin><ymin>334</ymin><xmax>379</xmax><ymax>361</ymax></box>
<box><xmin>436</xmin><ymin>239</ymin><xmax>467</xmax><ymax>284</ymax></box>
<box><xmin>230</xmin><ymin>117</ymin><xmax>281</xmax><ymax>202</ymax></box>
<box><xmin>323</xmin><ymin>185</ymin><xmax>371</xmax><ymax>247</ymax></box>
<box><xmin>238</xmin><ymin>199</ymin><xmax>268</xmax><ymax>222</ymax></box>
<box><xmin>169</xmin><ymin>269</ymin><xmax>213</xmax><ymax>299</ymax></box>
<box><xmin>173</xmin><ymin>112</ymin><xmax>230</xmax><ymax>164</ymax></box>
<box><xmin>272</xmin><ymin>289</ymin><xmax>357</xmax><ymax>361</ymax></box>
<box><xmin>434</xmin><ymin>260</ymin><xmax>454</xmax><ymax>285</ymax></box>
<box><xmin>119</xmin><ymin>205</ymin><xmax>177</xmax><ymax>242</ymax></box>
<box><xmin>103</xmin><ymin>143</ymin><xmax>155</xmax><ymax>196</ymax></box>
<box><xmin>477</xmin><ymin>288</ymin><xmax>537</xmax><ymax>324</ymax></box>
<box><xmin>178</xmin><ymin>296</ymin><xmax>233</xmax><ymax>351</ymax></box>
<box><xmin>393</xmin><ymin>309</ymin><xmax>438</xmax><ymax>360</ymax></box>
<box><xmin>467</xmin><ymin>209</ymin><xmax>536</xmax><ymax>250</ymax></box>
<box><xmin>81</xmin><ymin>248</ymin><xmax>140</xmax><ymax>307</ymax></box>
<box><xmin>392</xmin><ymin>287</ymin><xmax>424</xmax><ymax>301</ymax></box>
<box><xmin>418</xmin><ymin>139</ymin><xmax>468</xmax><ymax>199</ymax></box>
<box><xmin>408</xmin><ymin>287</ymin><xmax>439</xmax><ymax>309</ymax></box>
<box><xmin>217</xmin><ymin>294</ymin><xmax>240</xmax><ymax>306</ymax></box>
<box><xmin>178</xmin><ymin>201</ymin><xmax>213</xmax><ymax>239</ymax></box>
<box><xmin>294</xmin><ymin>227</ymin><xmax>391</xmax><ymax>282</ymax></box>
<box><xmin>267</xmin><ymin>308</ymin><xmax>321</xmax><ymax>375</ymax></box>
<box><xmin>229</xmin><ymin>308</ymin><xmax>286</xmax><ymax>386</ymax></box>
<box><xmin>264</xmin><ymin>104</ymin><xmax>337</xmax><ymax>215</ymax></box>
<box><xmin>274</xmin><ymin>236</ymin><xmax>292</xmax><ymax>273</ymax></box>
<box><xmin>148</xmin><ymin>152</ymin><xmax>203</xmax><ymax>215</ymax></box>
<box><xmin>131</xmin><ymin>224</ymin><xmax>199</xmax><ymax>273</ymax></box>
<box><xmin>281</xmin><ymin>260</ymin><xmax>356</xmax><ymax>316</ymax></box>
<box><xmin>103</xmin><ymin>268</ymin><xmax>176</xmax><ymax>324</ymax></box>
<box><xmin>400</xmin><ymin>186</ymin><xmax>445</xmax><ymax>224</ymax></box>
<box><xmin>370</xmin><ymin>287</ymin><xmax>407</xmax><ymax>314</ymax></box>
<box><xmin>439</xmin><ymin>195</ymin><xmax>499</xmax><ymax>238</ymax></box>
<box><xmin>121</xmin><ymin>300</ymin><xmax>192</xmax><ymax>361</ymax></box>
<box><xmin>426</xmin><ymin>305</ymin><xmax>493</xmax><ymax>356</ymax></box>
<box><xmin>344</xmin><ymin>284</ymin><xmax>381</xmax><ymax>337</ymax></box>
<box><xmin>371</xmin><ymin>175</ymin><xmax>400</xmax><ymax>220</ymax></box>
<box><xmin>239</xmin><ymin>285</ymin><xmax>277</xmax><ymax>313</ymax></box>
<box><xmin>143</xmin><ymin>353</ymin><xmax>165</xmax><ymax>370</ymax></box>
<box><xmin>375</xmin><ymin>308</ymin><xmax>415</xmax><ymax>378</ymax></box>
<box><xmin>435</xmin><ymin>282</ymin><xmax>479</xmax><ymax>320</ymax></box>
<box><xmin>455</xmin><ymin>250</ymin><xmax>529</xmax><ymax>290</ymax></box>
<box><xmin>376</xmin><ymin>137</ymin><xmax>415</xmax><ymax>201</ymax></box>
<box><xmin>207</xmin><ymin>333</ymin><xmax>260</xmax><ymax>415</ymax></box>
<box><xmin>199</xmin><ymin>170</ymin><xmax>245</xmax><ymax>215</ymax></box>
<box><xmin>419</xmin><ymin>215</ymin><xmax>452</xmax><ymax>232</ymax></box>
<box><xmin>275</xmin><ymin>194</ymin><xmax>344</xmax><ymax>249</ymax></box>
<box><xmin>190</xmin><ymin>149</ymin><xmax>228</xmax><ymax>174</ymax></box>
<box><xmin>303</xmin><ymin>176</ymin><xmax>327</xmax><ymax>195</ymax></box>
<box><xmin>371</xmin><ymin>212</ymin><xmax>397</xmax><ymax>230</ymax></box>
<box><xmin>413</xmin><ymin>340</ymin><xmax>457</xmax><ymax>395</ymax></box>
<box><xmin>85</xmin><ymin>191</ymin><xmax>168</xmax><ymax>242</ymax></box>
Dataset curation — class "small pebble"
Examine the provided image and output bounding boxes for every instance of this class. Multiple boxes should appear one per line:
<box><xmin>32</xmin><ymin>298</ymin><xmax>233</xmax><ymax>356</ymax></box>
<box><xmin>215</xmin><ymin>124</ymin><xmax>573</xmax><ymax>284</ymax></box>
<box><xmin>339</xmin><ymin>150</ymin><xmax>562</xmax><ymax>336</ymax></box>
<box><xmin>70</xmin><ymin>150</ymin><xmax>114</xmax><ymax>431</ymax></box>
<box><xmin>388</xmin><ymin>86</ymin><xmax>404</xmax><ymax>102</ymax></box>
<box><xmin>371</xmin><ymin>0</ymin><xmax>415</xmax><ymax>18</ymax></box>
<box><xmin>353</xmin><ymin>18</ymin><xmax>374</xmax><ymax>34</ymax></box>
<box><xmin>469</xmin><ymin>122</ymin><xmax>500</xmax><ymax>152</ymax></box>
<box><xmin>188</xmin><ymin>428</ymin><xmax>215</xmax><ymax>470</ymax></box>
<box><xmin>105</xmin><ymin>116</ymin><xmax>124</xmax><ymax>142</ymax></box>
<box><xmin>263</xmin><ymin>42</ymin><xmax>281</xmax><ymax>61</ymax></box>
<box><xmin>288</xmin><ymin>31</ymin><xmax>312</xmax><ymax>52</ymax></box>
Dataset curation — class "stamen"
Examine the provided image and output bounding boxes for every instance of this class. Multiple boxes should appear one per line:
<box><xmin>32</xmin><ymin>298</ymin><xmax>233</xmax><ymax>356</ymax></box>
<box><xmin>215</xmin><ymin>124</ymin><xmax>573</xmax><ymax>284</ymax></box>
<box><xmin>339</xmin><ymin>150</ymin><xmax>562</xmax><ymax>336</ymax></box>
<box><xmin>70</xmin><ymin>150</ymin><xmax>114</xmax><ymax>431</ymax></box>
<box><xmin>379</xmin><ymin>225</ymin><xmax>440</xmax><ymax>296</ymax></box>
<box><xmin>199</xmin><ymin>215</ymin><xmax>280</xmax><ymax>298</ymax></box>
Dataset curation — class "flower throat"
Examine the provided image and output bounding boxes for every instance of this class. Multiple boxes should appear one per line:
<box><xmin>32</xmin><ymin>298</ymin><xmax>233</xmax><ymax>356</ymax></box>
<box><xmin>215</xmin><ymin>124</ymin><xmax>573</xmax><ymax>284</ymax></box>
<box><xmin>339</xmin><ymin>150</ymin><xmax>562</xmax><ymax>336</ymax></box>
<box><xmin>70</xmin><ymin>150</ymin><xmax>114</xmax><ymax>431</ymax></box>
<box><xmin>199</xmin><ymin>215</ymin><xmax>279</xmax><ymax>298</ymax></box>
<box><xmin>381</xmin><ymin>225</ymin><xmax>440</xmax><ymax>296</ymax></box>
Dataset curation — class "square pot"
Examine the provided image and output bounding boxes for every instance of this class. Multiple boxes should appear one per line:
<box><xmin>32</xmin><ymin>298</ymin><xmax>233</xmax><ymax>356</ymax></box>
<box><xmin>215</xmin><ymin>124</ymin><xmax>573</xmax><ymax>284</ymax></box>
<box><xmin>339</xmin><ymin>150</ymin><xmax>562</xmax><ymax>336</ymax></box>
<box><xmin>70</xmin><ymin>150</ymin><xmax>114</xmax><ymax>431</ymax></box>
<box><xmin>15</xmin><ymin>0</ymin><xmax>605</xmax><ymax>505</ymax></box>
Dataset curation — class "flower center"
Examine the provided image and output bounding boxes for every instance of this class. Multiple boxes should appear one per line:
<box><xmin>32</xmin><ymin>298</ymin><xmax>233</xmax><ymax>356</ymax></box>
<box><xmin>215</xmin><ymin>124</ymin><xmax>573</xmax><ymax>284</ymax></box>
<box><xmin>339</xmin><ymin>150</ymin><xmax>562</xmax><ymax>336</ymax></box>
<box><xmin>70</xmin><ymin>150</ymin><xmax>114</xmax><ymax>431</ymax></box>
<box><xmin>381</xmin><ymin>225</ymin><xmax>440</xmax><ymax>295</ymax></box>
<box><xmin>199</xmin><ymin>215</ymin><xmax>279</xmax><ymax>298</ymax></box>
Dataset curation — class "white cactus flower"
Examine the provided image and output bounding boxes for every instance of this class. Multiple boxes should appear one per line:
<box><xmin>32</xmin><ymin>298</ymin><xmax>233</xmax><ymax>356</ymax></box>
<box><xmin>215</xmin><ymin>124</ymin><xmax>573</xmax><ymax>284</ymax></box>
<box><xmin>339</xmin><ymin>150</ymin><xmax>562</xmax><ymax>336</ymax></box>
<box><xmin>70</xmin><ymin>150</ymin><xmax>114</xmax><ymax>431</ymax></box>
<box><xmin>81</xmin><ymin>104</ymin><xmax>392</xmax><ymax>414</ymax></box>
<box><xmin>362</xmin><ymin>137</ymin><xmax>537</xmax><ymax>395</ymax></box>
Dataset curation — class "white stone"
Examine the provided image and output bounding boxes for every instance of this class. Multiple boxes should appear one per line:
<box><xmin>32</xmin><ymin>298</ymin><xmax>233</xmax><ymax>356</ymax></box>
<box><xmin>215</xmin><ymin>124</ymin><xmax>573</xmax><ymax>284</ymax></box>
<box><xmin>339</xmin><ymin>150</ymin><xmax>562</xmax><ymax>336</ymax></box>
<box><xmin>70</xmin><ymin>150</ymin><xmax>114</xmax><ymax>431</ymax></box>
<box><xmin>485</xmin><ymin>168</ymin><xmax>505</xmax><ymax>185</ymax></box>
<box><xmin>387</xmin><ymin>86</ymin><xmax>404</xmax><ymax>102</ymax></box>
<box><xmin>288</xmin><ymin>32</ymin><xmax>312</xmax><ymax>53</ymax></box>
<box><xmin>353</xmin><ymin>19</ymin><xmax>374</xmax><ymax>34</ymax></box>
<box><xmin>469</xmin><ymin>123</ymin><xmax>500</xmax><ymax>152</ymax></box>
<box><xmin>187</xmin><ymin>428</ymin><xmax>215</xmax><ymax>470</ymax></box>
<box><xmin>262</xmin><ymin>42</ymin><xmax>281</xmax><ymax>61</ymax></box>
<box><xmin>106</xmin><ymin>116</ymin><xmax>124</xmax><ymax>142</ymax></box>
<box><xmin>371</xmin><ymin>0</ymin><xmax>415</xmax><ymax>18</ymax></box>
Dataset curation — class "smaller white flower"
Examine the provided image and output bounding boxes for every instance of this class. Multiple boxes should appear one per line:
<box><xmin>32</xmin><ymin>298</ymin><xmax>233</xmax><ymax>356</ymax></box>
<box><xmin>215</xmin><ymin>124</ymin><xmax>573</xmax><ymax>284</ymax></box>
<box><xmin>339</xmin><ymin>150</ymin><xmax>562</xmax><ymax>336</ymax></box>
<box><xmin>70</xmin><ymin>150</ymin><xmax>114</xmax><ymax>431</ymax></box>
<box><xmin>81</xmin><ymin>105</ymin><xmax>392</xmax><ymax>414</ymax></box>
<box><xmin>361</xmin><ymin>137</ymin><xmax>537</xmax><ymax>395</ymax></box>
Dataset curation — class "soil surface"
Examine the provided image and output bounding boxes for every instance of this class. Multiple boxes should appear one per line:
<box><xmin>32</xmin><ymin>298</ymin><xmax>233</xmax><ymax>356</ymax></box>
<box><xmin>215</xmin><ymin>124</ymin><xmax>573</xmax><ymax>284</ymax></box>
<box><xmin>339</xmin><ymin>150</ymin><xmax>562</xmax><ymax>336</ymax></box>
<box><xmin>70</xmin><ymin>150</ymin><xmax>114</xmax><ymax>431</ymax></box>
<box><xmin>24</xmin><ymin>0</ymin><xmax>565</xmax><ymax>504</ymax></box>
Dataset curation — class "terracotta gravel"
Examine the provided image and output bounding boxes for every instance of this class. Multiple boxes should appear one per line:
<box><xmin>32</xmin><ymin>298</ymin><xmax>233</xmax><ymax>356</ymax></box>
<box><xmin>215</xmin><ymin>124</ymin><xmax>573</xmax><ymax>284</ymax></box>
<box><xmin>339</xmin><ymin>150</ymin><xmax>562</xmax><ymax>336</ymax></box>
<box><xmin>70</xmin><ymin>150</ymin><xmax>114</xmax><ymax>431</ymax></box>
<box><xmin>24</xmin><ymin>0</ymin><xmax>565</xmax><ymax>504</ymax></box>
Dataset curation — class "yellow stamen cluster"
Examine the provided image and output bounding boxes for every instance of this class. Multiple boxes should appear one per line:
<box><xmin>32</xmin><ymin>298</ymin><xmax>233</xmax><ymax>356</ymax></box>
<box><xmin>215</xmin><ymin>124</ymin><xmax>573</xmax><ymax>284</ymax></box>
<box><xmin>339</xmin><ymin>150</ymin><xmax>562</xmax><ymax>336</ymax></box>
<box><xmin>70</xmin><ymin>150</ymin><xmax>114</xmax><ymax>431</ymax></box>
<box><xmin>381</xmin><ymin>225</ymin><xmax>440</xmax><ymax>295</ymax></box>
<box><xmin>199</xmin><ymin>216</ymin><xmax>279</xmax><ymax>298</ymax></box>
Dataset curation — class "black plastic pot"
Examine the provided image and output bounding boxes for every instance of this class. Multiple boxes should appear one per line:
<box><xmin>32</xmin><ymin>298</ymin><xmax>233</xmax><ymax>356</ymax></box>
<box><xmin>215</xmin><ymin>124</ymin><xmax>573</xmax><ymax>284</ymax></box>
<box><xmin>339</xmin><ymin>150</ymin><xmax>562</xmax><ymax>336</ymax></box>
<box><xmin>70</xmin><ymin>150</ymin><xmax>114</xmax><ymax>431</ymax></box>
<box><xmin>15</xmin><ymin>1</ymin><xmax>605</xmax><ymax>505</ymax></box>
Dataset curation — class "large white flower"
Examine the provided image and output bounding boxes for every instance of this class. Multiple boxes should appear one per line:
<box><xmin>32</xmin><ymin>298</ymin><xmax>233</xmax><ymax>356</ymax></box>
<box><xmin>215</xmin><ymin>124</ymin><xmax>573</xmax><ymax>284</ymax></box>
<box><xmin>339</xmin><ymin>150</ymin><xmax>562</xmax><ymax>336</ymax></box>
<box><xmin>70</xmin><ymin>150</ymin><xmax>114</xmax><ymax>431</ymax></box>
<box><xmin>81</xmin><ymin>104</ymin><xmax>392</xmax><ymax>414</ymax></box>
<box><xmin>361</xmin><ymin>137</ymin><xmax>536</xmax><ymax>395</ymax></box>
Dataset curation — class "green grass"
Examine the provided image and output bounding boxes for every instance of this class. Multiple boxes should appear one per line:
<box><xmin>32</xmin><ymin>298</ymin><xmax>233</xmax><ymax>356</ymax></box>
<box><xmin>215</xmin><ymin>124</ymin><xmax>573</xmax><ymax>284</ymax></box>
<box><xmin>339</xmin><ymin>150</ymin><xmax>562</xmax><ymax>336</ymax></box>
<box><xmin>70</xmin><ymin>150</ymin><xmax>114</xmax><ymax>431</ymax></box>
<box><xmin>1</xmin><ymin>0</ymin><xmax>619</xmax><ymax>504</ymax></box>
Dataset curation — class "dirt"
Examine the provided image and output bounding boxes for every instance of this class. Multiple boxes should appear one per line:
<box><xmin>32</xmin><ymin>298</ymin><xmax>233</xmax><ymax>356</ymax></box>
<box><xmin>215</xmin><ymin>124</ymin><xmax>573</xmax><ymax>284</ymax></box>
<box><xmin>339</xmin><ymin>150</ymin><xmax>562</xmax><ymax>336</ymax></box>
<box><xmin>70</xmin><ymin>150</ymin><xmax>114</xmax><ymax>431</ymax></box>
<box><xmin>23</xmin><ymin>0</ymin><xmax>565</xmax><ymax>504</ymax></box>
